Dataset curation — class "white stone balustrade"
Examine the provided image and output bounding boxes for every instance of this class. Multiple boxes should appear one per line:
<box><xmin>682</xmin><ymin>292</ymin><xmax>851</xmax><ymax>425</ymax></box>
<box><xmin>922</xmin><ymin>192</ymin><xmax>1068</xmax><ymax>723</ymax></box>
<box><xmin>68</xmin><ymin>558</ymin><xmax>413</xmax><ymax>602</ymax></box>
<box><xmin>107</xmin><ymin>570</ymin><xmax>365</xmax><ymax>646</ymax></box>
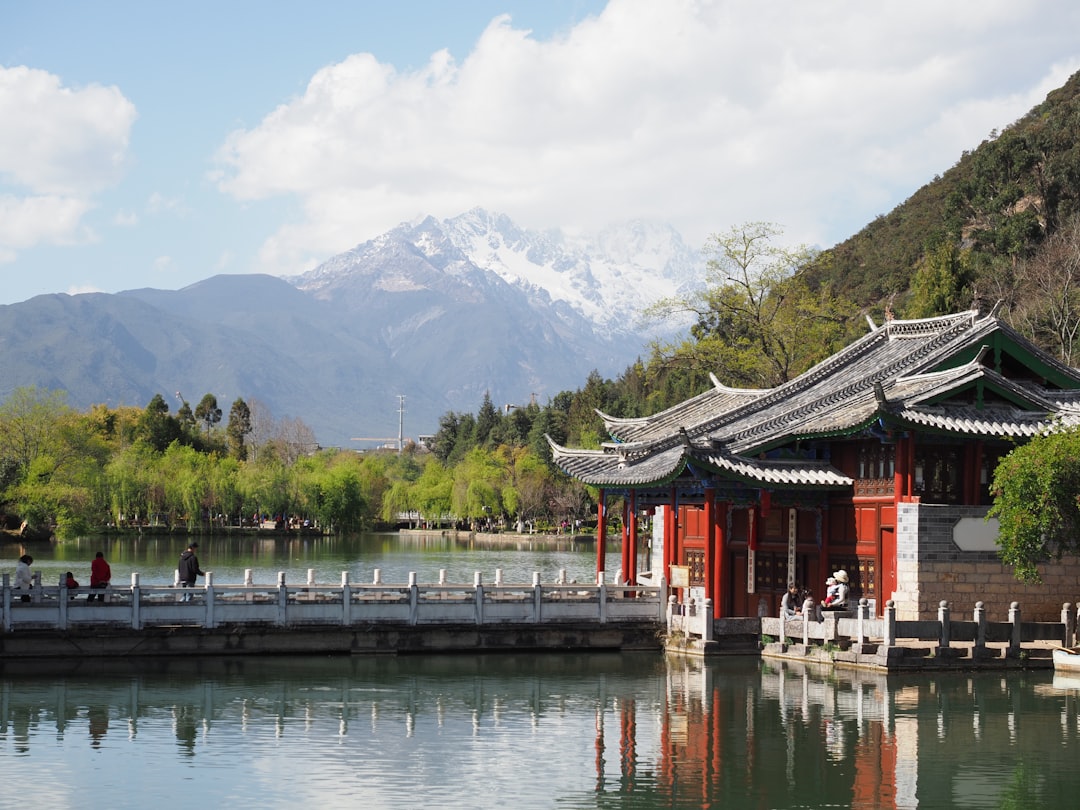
<box><xmin>0</xmin><ymin>570</ymin><xmax>666</xmax><ymax>632</ymax></box>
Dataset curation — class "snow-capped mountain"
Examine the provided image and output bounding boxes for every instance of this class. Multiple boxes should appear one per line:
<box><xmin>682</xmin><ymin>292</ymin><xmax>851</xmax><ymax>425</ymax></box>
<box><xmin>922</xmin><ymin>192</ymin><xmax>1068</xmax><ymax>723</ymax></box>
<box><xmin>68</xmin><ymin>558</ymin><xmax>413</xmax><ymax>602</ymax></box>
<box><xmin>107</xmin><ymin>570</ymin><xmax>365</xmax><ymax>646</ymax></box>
<box><xmin>0</xmin><ymin>211</ymin><xmax>706</xmax><ymax>447</ymax></box>
<box><xmin>293</xmin><ymin>208</ymin><xmax>704</xmax><ymax>338</ymax></box>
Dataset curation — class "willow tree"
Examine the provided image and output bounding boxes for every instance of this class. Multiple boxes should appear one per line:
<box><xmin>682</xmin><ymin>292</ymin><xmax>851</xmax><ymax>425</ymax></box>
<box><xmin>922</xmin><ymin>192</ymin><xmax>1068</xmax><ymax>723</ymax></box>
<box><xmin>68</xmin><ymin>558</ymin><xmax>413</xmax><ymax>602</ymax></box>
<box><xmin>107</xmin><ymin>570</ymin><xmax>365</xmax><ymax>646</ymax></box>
<box><xmin>988</xmin><ymin>427</ymin><xmax>1080</xmax><ymax>582</ymax></box>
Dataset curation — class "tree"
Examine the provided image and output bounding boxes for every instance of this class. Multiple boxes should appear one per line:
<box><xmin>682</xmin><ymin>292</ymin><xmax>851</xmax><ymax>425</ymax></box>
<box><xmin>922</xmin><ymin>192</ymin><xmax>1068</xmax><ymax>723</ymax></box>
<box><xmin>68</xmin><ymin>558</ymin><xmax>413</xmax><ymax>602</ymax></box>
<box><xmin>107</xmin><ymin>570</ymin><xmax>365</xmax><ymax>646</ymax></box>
<box><xmin>906</xmin><ymin>241</ymin><xmax>976</xmax><ymax>318</ymax></box>
<box><xmin>195</xmin><ymin>393</ymin><xmax>223</xmax><ymax>441</ymax></box>
<box><xmin>138</xmin><ymin>394</ymin><xmax>180</xmax><ymax>452</ymax></box>
<box><xmin>226</xmin><ymin>398</ymin><xmax>253</xmax><ymax>460</ymax></box>
<box><xmin>988</xmin><ymin>427</ymin><xmax>1080</xmax><ymax>582</ymax></box>
<box><xmin>1005</xmin><ymin>212</ymin><xmax>1080</xmax><ymax>363</ymax></box>
<box><xmin>474</xmin><ymin>392</ymin><xmax>500</xmax><ymax>448</ymax></box>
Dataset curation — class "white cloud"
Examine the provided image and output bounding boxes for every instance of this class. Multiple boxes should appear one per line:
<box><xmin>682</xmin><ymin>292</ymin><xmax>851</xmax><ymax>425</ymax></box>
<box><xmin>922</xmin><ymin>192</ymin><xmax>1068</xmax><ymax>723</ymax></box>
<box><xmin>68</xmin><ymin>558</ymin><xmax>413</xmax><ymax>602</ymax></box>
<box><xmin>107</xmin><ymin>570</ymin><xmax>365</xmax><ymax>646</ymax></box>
<box><xmin>0</xmin><ymin>66</ymin><xmax>135</xmax><ymax>258</ymax></box>
<box><xmin>215</xmin><ymin>0</ymin><xmax>1080</xmax><ymax>272</ymax></box>
<box><xmin>152</xmin><ymin>255</ymin><xmax>173</xmax><ymax>273</ymax></box>
<box><xmin>0</xmin><ymin>193</ymin><xmax>95</xmax><ymax>251</ymax></box>
<box><xmin>146</xmin><ymin>191</ymin><xmax>187</xmax><ymax>216</ymax></box>
<box><xmin>114</xmin><ymin>209</ymin><xmax>139</xmax><ymax>227</ymax></box>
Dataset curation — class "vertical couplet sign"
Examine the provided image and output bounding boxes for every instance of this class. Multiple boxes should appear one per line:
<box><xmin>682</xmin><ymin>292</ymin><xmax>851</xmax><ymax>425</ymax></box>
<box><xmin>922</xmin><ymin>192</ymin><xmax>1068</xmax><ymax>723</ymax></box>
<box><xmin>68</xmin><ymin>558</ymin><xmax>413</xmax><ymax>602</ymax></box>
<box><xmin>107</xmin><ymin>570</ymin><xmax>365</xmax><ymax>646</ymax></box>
<box><xmin>787</xmin><ymin>507</ymin><xmax>797</xmax><ymax>584</ymax></box>
<box><xmin>746</xmin><ymin>506</ymin><xmax>756</xmax><ymax>594</ymax></box>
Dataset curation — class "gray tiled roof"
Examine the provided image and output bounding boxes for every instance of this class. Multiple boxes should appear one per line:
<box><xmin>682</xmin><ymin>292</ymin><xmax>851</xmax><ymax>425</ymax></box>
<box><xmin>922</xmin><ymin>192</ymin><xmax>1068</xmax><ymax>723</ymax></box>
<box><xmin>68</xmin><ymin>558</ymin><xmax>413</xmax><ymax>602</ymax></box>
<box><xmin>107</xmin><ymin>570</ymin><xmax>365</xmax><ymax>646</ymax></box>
<box><xmin>549</xmin><ymin>311</ymin><xmax>1080</xmax><ymax>489</ymax></box>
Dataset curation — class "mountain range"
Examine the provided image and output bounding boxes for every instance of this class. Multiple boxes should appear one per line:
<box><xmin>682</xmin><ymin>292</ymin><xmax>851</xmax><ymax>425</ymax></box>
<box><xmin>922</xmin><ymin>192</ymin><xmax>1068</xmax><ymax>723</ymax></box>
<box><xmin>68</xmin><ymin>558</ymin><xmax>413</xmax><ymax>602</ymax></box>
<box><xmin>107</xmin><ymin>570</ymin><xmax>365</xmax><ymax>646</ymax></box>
<box><xmin>0</xmin><ymin>209</ymin><xmax>704</xmax><ymax>446</ymax></box>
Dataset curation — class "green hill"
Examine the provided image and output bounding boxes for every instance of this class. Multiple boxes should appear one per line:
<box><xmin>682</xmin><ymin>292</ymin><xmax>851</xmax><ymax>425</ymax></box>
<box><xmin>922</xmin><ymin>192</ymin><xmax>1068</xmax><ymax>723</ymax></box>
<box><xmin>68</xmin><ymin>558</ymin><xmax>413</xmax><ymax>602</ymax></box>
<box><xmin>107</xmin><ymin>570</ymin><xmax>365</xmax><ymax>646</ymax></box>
<box><xmin>810</xmin><ymin>69</ymin><xmax>1080</xmax><ymax>323</ymax></box>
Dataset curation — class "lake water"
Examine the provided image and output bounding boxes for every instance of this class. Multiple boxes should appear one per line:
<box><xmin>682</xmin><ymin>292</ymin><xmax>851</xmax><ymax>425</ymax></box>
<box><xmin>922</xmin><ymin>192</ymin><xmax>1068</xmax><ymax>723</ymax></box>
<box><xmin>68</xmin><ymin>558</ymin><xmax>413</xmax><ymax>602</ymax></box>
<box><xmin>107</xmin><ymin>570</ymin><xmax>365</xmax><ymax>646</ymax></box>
<box><xmin>2</xmin><ymin>531</ymin><xmax>624</xmax><ymax>588</ymax></box>
<box><xmin>3</xmin><ymin>535</ymin><xmax>1080</xmax><ymax>808</ymax></box>
<box><xmin>2</xmin><ymin>653</ymin><xmax>1079</xmax><ymax>809</ymax></box>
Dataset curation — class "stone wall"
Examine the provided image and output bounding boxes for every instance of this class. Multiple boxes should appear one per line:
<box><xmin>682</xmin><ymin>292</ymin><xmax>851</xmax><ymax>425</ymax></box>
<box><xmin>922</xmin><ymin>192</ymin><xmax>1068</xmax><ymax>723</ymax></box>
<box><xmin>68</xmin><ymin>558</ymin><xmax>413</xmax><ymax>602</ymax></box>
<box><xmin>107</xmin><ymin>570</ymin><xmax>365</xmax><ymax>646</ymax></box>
<box><xmin>894</xmin><ymin>502</ymin><xmax>1080</xmax><ymax>621</ymax></box>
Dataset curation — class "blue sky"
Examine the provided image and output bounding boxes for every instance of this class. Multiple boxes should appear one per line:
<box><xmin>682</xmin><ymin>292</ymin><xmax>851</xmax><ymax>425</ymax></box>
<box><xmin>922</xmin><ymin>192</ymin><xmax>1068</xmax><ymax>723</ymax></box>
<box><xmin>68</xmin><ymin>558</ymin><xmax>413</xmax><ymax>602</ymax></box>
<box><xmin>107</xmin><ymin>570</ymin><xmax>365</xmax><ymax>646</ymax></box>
<box><xmin>3</xmin><ymin>0</ymin><xmax>1080</xmax><ymax>306</ymax></box>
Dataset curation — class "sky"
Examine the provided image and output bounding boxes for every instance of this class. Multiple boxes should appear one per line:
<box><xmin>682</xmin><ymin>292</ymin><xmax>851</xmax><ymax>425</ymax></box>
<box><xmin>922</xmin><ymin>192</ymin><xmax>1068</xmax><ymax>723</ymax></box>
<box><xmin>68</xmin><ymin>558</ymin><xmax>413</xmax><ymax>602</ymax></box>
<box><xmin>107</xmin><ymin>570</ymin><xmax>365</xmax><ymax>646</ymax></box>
<box><xmin>3</xmin><ymin>0</ymin><xmax>1080</xmax><ymax>307</ymax></box>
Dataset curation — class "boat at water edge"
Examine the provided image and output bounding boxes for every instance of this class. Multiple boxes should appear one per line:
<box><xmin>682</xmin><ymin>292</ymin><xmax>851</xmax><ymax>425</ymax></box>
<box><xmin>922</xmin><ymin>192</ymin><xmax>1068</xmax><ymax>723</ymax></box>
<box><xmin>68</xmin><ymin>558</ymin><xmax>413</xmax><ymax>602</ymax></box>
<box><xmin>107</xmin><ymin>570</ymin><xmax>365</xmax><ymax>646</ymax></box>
<box><xmin>1053</xmin><ymin>646</ymin><xmax>1080</xmax><ymax>672</ymax></box>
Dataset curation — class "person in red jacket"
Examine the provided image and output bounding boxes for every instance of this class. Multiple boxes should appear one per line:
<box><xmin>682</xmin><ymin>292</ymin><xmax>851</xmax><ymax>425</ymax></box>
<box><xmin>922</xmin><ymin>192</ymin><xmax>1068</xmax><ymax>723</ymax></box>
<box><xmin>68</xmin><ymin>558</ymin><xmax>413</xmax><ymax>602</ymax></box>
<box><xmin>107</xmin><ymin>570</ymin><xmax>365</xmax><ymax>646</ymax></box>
<box><xmin>90</xmin><ymin>551</ymin><xmax>111</xmax><ymax>602</ymax></box>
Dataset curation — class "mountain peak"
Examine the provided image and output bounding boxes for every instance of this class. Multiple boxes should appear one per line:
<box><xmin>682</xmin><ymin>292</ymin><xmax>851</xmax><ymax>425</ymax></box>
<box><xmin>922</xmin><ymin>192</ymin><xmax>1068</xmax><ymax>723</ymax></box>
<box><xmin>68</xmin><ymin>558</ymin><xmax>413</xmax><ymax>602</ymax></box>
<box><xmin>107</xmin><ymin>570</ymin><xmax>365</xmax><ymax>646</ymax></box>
<box><xmin>295</xmin><ymin>210</ymin><xmax>703</xmax><ymax>337</ymax></box>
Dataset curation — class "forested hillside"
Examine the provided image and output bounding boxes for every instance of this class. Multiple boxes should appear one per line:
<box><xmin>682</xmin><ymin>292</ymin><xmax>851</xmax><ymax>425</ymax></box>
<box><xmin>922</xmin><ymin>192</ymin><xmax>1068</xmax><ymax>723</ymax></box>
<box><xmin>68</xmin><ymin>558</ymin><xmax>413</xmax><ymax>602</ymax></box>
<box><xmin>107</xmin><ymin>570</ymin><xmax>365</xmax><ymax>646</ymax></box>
<box><xmin>812</xmin><ymin>69</ymin><xmax>1080</xmax><ymax>328</ymax></box>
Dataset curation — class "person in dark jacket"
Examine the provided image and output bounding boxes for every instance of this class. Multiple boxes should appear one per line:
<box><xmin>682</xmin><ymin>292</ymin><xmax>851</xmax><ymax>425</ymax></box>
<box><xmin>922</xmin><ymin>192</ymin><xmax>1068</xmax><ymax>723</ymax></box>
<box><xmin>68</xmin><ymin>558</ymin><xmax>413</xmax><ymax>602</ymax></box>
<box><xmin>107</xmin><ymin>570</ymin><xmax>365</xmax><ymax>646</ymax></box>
<box><xmin>90</xmin><ymin>551</ymin><xmax>111</xmax><ymax>601</ymax></box>
<box><xmin>177</xmin><ymin>542</ymin><xmax>205</xmax><ymax>602</ymax></box>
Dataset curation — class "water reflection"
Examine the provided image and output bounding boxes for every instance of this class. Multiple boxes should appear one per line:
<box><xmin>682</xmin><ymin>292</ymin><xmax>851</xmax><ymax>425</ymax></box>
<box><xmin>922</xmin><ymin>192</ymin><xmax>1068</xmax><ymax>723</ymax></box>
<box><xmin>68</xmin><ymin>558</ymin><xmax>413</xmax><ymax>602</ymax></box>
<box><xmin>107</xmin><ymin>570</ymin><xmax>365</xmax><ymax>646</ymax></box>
<box><xmin>1</xmin><ymin>655</ymin><xmax>1079</xmax><ymax>808</ymax></box>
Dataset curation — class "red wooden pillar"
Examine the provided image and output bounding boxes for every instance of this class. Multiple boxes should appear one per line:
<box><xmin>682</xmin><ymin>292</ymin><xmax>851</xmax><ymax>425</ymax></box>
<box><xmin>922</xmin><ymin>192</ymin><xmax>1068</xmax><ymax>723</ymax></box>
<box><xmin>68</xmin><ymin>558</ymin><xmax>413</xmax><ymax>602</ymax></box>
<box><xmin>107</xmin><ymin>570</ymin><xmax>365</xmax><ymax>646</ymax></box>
<box><xmin>669</xmin><ymin>486</ymin><xmax>679</xmax><ymax>571</ymax></box>
<box><xmin>974</xmin><ymin>439</ymin><xmax>984</xmax><ymax>504</ymax></box>
<box><xmin>621</xmin><ymin>499</ymin><xmax>630</xmax><ymax>584</ymax></box>
<box><xmin>661</xmin><ymin>503</ymin><xmax>671</xmax><ymax>574</ymax></box>
<box><xmin>597</xmin><ymin>489</ymin><xmax>607</xmax><ymax>580</ymax></box>
<box><xmin>894</xmin><ymin>435</ymin><xmax>908</xmax><ymax>503</ymax></box>
<box><xmin>628</xmin><ymin>490</ymin><xmax>638</xmax><ymax>585</ymax></box>
<box><xmin>703</xmin><ymin>486</ymin><xmax>715</xmax><ymax>602</ymax></box>
<box><xmin>713</xmin><ymin>501</ymin><xmax>729</xmax><ymax>618</ymax></box>
<box><xmin>908</xmin><ymin>433</ymin><xmax>916</xmax><ymax>497</ymax></box>
<box><xmin>819</xmin><ymin>503</ymin><xmax>830</xmax><ymax>588</ymax></box>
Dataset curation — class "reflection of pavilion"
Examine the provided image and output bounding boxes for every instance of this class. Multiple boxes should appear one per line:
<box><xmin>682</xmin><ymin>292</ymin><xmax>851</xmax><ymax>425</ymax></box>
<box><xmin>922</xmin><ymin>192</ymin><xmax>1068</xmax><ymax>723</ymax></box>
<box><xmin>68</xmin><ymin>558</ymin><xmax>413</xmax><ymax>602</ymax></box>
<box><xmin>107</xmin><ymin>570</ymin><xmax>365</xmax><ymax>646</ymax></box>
<box><xmin>650</xmin><ymin>657</ymin><xmax>1080</xmax><ymax>808</ymax></box>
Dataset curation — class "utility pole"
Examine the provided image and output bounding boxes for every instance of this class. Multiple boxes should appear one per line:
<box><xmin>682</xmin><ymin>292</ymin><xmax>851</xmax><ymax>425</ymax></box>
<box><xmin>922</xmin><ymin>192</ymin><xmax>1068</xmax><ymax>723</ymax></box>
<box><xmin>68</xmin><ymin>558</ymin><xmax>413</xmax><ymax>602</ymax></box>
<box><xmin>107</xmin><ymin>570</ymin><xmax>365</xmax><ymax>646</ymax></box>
<box><xmin>397</xmin><ymin>394</ymin><xmax>406</xmax><ymax>453</ymax></box>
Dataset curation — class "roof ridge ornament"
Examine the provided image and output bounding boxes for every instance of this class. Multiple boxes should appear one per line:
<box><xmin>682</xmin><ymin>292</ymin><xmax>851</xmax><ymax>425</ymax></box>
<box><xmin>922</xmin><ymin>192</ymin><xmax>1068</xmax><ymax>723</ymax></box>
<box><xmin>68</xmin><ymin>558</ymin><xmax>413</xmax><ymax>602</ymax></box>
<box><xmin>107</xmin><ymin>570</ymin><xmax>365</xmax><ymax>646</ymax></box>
<box><xmin>874</xmin><ymin>381</ymin><xmax>888</xmax><ymax>406</ymax></box>
<box><xmin>679</xmin><ymin>427</ymin><xmax>692</xmax><ymax>447</ymax></box>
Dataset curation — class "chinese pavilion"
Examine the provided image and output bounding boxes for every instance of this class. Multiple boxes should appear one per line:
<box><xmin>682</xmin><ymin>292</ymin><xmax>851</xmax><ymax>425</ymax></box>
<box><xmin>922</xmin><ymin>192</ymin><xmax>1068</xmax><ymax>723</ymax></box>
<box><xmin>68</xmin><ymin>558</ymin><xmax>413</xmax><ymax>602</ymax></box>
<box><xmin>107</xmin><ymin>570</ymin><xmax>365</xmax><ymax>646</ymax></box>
<box><xmin>549</xmin><ymin>309</ymin><xmax>1080</xmax><ymax>620</ymax></box>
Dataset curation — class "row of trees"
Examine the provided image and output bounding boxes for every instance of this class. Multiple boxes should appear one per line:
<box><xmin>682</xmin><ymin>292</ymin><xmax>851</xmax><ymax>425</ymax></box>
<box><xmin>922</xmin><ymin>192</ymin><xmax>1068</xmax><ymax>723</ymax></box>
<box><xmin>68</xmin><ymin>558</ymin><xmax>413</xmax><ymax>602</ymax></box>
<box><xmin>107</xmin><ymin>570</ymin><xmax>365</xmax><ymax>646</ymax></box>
<box><xmin>0</xmin><ymin>385</ymin><xmax>595</xmax><ymax>538</ymax></box>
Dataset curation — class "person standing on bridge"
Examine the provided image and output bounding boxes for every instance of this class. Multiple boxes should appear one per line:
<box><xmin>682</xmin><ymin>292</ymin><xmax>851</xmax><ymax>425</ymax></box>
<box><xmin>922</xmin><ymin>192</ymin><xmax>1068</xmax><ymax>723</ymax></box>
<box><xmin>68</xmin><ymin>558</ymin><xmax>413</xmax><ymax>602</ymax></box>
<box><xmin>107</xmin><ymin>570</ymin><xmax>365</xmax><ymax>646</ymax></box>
<box><xmin>14</xmin><ymin>554</ymin><xmax>33</xmax><ymax>602</ymax></box>
<box><xmin>89</xmin><ymin>551</ymin><xmax>111</xmax><ymax>601</ymax></box>
<box><xmin>177</xmin><ymin>542</ymin><xmax>205</xmax><ymax>602</ymax></box>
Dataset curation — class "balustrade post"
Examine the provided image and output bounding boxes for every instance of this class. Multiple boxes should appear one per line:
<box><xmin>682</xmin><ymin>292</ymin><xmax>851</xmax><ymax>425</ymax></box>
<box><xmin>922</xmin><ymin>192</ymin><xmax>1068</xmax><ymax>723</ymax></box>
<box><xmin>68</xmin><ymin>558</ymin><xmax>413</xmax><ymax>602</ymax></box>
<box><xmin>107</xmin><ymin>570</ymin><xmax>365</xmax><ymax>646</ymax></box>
<box><xmin>598</xmin><ymin>572</ymin><xmax>608</xmax><ymax>624</ymax></box>
<box><xmin>341</xmin><ymin>572</ymin><xmax>351</xmax><ymax>626</ymax></box>
<box><xmin>667</xmin><ymin>594</ymin><xmax>678</xmax><ymax>634</ymax></box>
<box><xmin>474</xmin><ymin>572</ymin><xmax>484</xmax><ymax>625</ymax></box>
<box><xmin>938</xmin><ymin>601</ymin><xmax>950</xmax><ymax>648</ymax></box>
<box><xmin>58</xmin><ymin>573</ymin><xmax>68</xmax><ymax>630</ymax></box>
<box><xmin>1</xmin><ymin>574</ymin><xmax>10</xmax><ymax>632</ymax></box>
<box><xmin>974</xmin><ymin>601</ymin><xmax>986</xmax><ymax>650</ymax></box>
<box><xmin>439</xmin><ymin>569</ymin><xmax>447</xmax><ymax>586</ymax></box>
<box><xmin>802</xmin><ymin>598</ymin><xmax>814</xmax><ymax>646</ymax></box>
<box><xmin>884</xmin><ymin>600</ymin><xmax>897</xmax><ymax>646</ymax></box>
<box><xmin>1008</xmin><ymin>602</ymin><xmax>1021</xmax><ymax>656</ymax></box>
<box><xmin>856</xmin><ymin>598</ymin><xmax>868</xmax><ymax>645</ymax></box>
<box><xmin>494</xmin><ymin>568</ymin><xmax>503</xmax><ymax>587</ymax></box>
<box><xmin>244</xmin><ymin>569</ymin><xmax>254</xmax><ymax>603</ymax></box>
<box><xmin>131</xmin><ymin>573</ymin><xmax>141</xmax><ymax>630</ymax></box>
<box><xmin>1063</xmin><ymin>602</ymin><xmax>1075</xmax><ymax>648</ymax></box>
<box><xmin>276</xmin><ymin>572</ymin><xmax>287</xmax><ymax>627</ymax></box>
<box><xmin>32</xmin><ymin>571</ymin><xmax>42</xmax><ymax>604</ymax></box>
<box><xmin>703</xmin><ymin>597</ymin><xmax>715</xmax><ymax>641</ymax></box>
<box><xmin>558</xmin><ymin>569</ymin><xmax>567</xmax><ymax>585</ymax></box>
<box><xmin>205</xmin><ymin>572</ymin><xmax>216</xmax><ymax>629</ymax></box>
<box><xmin>532</xmin><ymin>572</ymin><xmax>541</xmax><ymax>623</ymax></box>
<box><xmin>307</xmin><ymin>569</ymin><xmax>316</xmax><ymax>586</ymax></box>
<box><xmin>373</xmin><ymin>569</ymin><xmax>382</xmax><ymax>586</ymax></box>
<box><xmin>409</xmin><ymin>572</ymin><xmax>419</xmax><ymax>625</ymax></box>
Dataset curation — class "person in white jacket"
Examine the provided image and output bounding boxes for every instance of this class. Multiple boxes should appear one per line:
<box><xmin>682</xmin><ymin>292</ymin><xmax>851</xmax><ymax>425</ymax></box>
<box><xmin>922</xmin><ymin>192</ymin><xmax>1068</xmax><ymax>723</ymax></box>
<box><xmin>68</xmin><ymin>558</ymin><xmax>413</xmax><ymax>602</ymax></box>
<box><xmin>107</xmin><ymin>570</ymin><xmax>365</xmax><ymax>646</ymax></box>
<box><xmin>15</xmin><ymin>554</ymin><xmax>34</xmax><ymax>602</ymax></box>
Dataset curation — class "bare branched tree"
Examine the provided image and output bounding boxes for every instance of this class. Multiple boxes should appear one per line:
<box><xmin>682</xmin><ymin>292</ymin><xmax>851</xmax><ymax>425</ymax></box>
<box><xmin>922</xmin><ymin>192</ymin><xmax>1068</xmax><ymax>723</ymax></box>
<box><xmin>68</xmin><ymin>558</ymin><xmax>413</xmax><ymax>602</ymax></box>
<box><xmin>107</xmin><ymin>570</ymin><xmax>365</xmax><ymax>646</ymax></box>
<box><xmin>1008</xmin><ymin>213</ymin><xmax>1080</xmax><ymax>363</ymax></box>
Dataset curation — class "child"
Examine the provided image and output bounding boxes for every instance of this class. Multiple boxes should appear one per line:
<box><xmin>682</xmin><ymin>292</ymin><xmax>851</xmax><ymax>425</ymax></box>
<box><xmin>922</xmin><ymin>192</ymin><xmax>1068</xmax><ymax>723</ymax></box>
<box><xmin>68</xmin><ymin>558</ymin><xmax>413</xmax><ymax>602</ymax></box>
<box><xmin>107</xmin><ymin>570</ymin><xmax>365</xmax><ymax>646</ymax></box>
<box><xmin>65</xmin><ymin>571</ymin><xmax>80</xmax><ymax>599</ymax></box>
<box><xmin>823</xmin><ymin>576</ymin><xmax>838</xmax><ymax>607</ymax></box>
